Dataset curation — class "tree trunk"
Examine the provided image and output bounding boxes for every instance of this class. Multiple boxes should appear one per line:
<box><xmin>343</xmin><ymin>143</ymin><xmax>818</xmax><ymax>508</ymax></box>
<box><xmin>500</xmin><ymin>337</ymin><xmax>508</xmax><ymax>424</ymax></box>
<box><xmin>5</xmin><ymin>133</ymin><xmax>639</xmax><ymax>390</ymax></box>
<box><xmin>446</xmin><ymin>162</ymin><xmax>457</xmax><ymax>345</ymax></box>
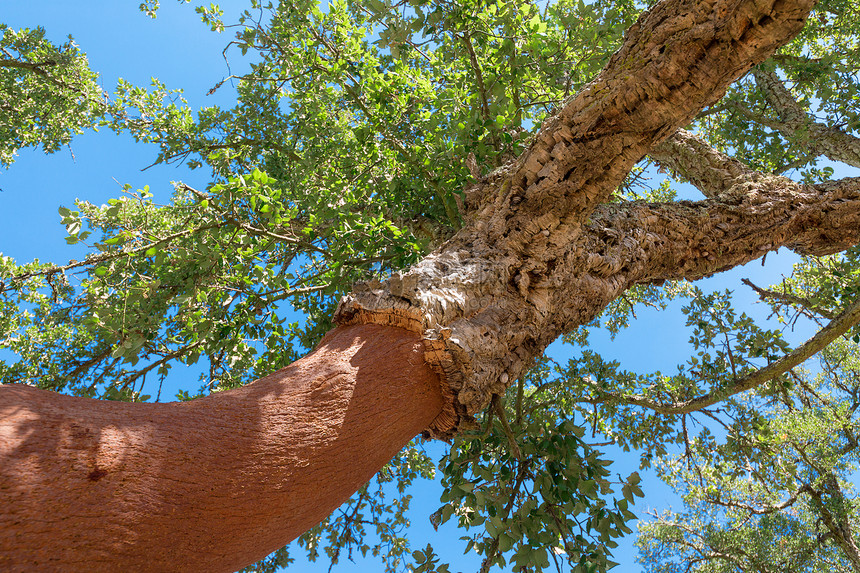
<box><xmin>0</xmin><ymin>325</ymin><xmax>443</xmax><ymax>572</ymax></box>
<box><xmin>337</xmin><ymin>0</ymin><xmax>820</xmax><ymax>436</ymax></box>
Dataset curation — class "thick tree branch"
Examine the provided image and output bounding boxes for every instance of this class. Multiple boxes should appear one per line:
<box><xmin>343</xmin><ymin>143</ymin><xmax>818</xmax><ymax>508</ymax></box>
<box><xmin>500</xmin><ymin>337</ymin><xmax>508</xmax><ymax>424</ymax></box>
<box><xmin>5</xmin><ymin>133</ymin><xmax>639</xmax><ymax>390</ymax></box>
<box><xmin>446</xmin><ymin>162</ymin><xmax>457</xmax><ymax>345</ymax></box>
<box><xmin>649</xmin><ymin>129</ymin><xmax>763</xmax><ymax>198</ymax></box>
<box><xmin>587</xmin><ymin>177</ymin><xmax>860</xmax><ymax>287</ymax></box>
<box><xmin>466</xmin><ymin>0</ymin><xmax>816</xmax><ymax>228</ymax></box>
<box><xmin>571</xmin><ymin>173</ymin><xmax>860</xmax><ymax>414</ymax></box>
<box><xmin>754</xmin><ymin>67</ymin><xmax>860</xmax><ymax>168</ymax></box>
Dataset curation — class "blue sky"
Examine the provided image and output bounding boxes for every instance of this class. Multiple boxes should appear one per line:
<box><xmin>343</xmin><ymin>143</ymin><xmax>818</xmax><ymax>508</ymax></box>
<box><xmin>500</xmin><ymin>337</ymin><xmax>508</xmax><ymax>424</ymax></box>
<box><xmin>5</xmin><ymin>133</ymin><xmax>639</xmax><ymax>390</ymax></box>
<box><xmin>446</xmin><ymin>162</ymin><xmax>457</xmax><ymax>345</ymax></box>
<box><xmin>3</xmin><ymin>2</ymin><xmax>855</xmax><ymax>572</ymax></box>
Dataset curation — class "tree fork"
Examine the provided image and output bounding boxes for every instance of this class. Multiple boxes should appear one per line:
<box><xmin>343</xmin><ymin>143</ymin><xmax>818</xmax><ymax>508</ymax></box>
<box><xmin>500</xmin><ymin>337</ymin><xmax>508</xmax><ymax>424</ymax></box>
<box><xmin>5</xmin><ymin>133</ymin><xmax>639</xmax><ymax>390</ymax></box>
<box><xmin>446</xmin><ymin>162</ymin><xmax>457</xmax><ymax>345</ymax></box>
<box><xmin>337</xmin><ymin>0</ymin><xmax>818</xmax><ymax>436</ymax></box>
<box><xmin>0</xmin><ymin>0</ymin><xmax>828</xmax><ymax>569</ymax></box>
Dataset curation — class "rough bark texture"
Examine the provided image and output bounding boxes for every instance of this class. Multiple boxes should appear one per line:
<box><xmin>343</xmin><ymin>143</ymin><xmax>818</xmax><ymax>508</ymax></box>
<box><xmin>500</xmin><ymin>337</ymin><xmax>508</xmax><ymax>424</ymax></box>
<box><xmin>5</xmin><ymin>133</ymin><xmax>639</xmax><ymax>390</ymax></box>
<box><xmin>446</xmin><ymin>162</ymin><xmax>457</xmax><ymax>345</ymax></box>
<box><xmin>0</xmin><ymin>325</ymin><xmax>442</xmax><ymax>573</ymax></box>
<box><xmin>336</xmin><ymin>0</ymin><xmax>819</xmax><ymax>437</ymax></box>
<box><xmin>753</xmin><ymin>67</ymin><xmax>860</xmax><ymax>168</ymax></box>
<box><xmin>649</xmin><ymin>129</ymin><xmax>762</xmax><ymax>197</ymax></box>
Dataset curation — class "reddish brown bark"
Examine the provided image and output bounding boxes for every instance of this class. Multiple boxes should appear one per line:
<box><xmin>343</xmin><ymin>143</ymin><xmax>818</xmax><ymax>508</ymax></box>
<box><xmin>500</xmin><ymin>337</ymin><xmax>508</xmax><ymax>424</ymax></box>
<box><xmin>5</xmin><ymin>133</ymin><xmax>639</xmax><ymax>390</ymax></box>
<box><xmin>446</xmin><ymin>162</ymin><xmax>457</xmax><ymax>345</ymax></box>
<box><xmin>0</xmin><ymin>324</ymin><xmax>443</xmax><ymax>573</ymax></box>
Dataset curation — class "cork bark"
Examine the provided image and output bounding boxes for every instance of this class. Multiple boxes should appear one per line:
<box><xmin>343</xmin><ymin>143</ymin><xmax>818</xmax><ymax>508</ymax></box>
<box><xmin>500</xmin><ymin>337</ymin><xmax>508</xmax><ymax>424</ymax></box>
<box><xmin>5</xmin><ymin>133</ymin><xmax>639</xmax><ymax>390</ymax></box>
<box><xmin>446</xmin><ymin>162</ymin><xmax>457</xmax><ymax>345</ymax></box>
<box><xmin>649</xmin><ymin>128</ymin><xmax>764</xmax><ymax>198</ymax></box>
<box><xmin>336</xmin><ymin>0</ymin><xmax>821</xmax><ymax>437</ymax></box>
<box><xmin>753</xmin><ymin>67</ymin><xmax>860</xmax><ymax>168</ymax></box>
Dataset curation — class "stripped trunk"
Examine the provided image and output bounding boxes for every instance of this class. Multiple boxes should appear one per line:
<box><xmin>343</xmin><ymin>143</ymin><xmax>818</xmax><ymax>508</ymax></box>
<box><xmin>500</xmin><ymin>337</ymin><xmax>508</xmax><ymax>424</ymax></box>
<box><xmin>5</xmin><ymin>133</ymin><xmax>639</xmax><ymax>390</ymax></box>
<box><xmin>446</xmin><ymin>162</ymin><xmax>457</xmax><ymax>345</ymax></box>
<box><xmin>1</xmin><ymin>325</ymin><xmax>441</xmax><ymax>572</ymax></box>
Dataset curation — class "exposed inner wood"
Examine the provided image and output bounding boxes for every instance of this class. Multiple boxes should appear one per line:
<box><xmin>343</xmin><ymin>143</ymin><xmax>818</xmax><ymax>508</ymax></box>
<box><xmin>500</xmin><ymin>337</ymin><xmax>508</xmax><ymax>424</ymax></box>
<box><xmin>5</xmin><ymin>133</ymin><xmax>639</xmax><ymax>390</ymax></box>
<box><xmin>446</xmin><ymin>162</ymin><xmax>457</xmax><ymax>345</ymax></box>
<box><xmin>0</xmin><ymin>324</ymin><xmax>442</xmax><ymax>572</ymax></box>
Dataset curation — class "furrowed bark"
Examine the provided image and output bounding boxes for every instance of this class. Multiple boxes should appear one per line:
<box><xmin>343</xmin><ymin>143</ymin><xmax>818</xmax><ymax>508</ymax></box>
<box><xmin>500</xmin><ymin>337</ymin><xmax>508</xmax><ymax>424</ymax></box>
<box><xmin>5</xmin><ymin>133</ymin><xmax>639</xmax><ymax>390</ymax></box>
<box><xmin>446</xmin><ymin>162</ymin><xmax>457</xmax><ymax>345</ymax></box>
<box><xmin>606</xmin><ymin>127</ymin><xmax>860</xmax><ymax>282</ymax></box>
<box><xmin>649</xmin><ymin>129</ymin><xmax>762</xmax><ymax>198</ymax></box>
<box><xmin>0</xmin><ymin>0</ymin><xmax>841</xmax><ymax>570</ymax></box>
<box><xmin>753</xmin><ymin>67</ymin><xmax>860</xmax><ymax>168</ymax></box>
<box><xmin>502</xmin><ymin>129</ymin><xmax>860</xmax><ymax>414</ymax></box>
<box><xmin>0</xmin><ymin>325</ymin><xmax>443</xmax><ymax>573</ymax></box>
<box><xmin>337</xmin><ymin>0</ymin><xmax>818</xmax><ymax>436</ymax></box>
<box><xmin>588</xmin><ymin>176</ymin><xmax>860</xmax><ymax>284</ymax></box>
<box><xmin>475</xmin><ymin>0</ymin><xmax>816</xmax><ymax>225</ymax></box>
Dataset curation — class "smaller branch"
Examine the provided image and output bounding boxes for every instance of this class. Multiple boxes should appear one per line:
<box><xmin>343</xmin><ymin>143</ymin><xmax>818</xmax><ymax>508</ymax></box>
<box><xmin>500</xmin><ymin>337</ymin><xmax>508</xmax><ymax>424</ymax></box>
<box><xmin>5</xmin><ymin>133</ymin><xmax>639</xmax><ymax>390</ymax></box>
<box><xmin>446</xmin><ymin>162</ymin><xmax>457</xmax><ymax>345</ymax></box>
<box><xmin>582</xmin><ymin>294</ymin><xmax>860</xmax><ymax>415</ymax></box>
<box><xmin>459</xmin><ymin>32</ymin><xmax>490</xmax><ymax>122</ymax></box>
<box><xmin>0</xmin><ymin>57</ymin><xmax>57</xmax><ymax>74</ymax></box>
<box><xmin>478</xmin><ymin>459</ymin><xmax>528</xmax><ymax>573</ymax></box>
<box><xmin>0</xmin><ymin>56</ymin><xmax>101</xmax><ymax>97</ymax></box>
<box><xmin>726</xmin><ymin>100</ymin><xmax>790</xmax><ymax>132</ymax></box>
<box><xmin>257</xmin><ymin>283</ymin><xmax>328</xmax><ymax>305</ymax></box>
<box><xmin>117</xmin><ymin>341</ymin><xmax>205</xmax><ymax>391</ymax></box>
<box><xmin>3</xmin><ymin>224</ymin><xmax>223</xmax><ymax>289</ymax></box>
<box><xmin>770</xmin><ymin>53</ymin><xmax>825</xmax><ymax>66</ymax></box>
<box><xmin>515</xmin><ymin>376</ymin><xmax>524</xmax><ymax>426</ymax></box>
<box><xmin>480</xmin><ymin>402</ymin><xmax>496</xmax><ymax>438</ymax></box>
<box><xmin>703</xmin><ymin>483</ymin><xmax>810</xmax><ymax>516</ymax></box>
<box><xmin>807</xmin><ymin>473</ymin><xmax>860</xmax><ymax>571</ymax></box>
<box><xmin>404</xmin><ymin>39</ymin><xmax>432</xmax><ymax>62</ymax></box>
<box><xmin>228</xmin><ymin>219</ymin><xmax>302</xmax><ymax>246</ymax></box>
<box><xmin>724</xmin><ymin>332</ymin><xmax>738</xmax><ymax>379</ymax></box>
<box><xmin>64</xmin><ymin>346</ymin><xmax>114</xmax><ymax>382</ymax></box>
<box><xmin>176</xmin><ymin>183</ymin><xmax>210</xmax><ymax>201</ymax></box>
<box><xmin>741</xmin><ymin>278</ymin><xmax>835</xmax><ymax>320</ymax></box>
<box><xmin>492</xmin><ymin>396</ymin><xmax>522</xmax><ymax>460</ymax></box>
<box><xmin>773</xmin><ymin>149</ymin><xmax>817</xmax><ymax>175</ymax></box>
